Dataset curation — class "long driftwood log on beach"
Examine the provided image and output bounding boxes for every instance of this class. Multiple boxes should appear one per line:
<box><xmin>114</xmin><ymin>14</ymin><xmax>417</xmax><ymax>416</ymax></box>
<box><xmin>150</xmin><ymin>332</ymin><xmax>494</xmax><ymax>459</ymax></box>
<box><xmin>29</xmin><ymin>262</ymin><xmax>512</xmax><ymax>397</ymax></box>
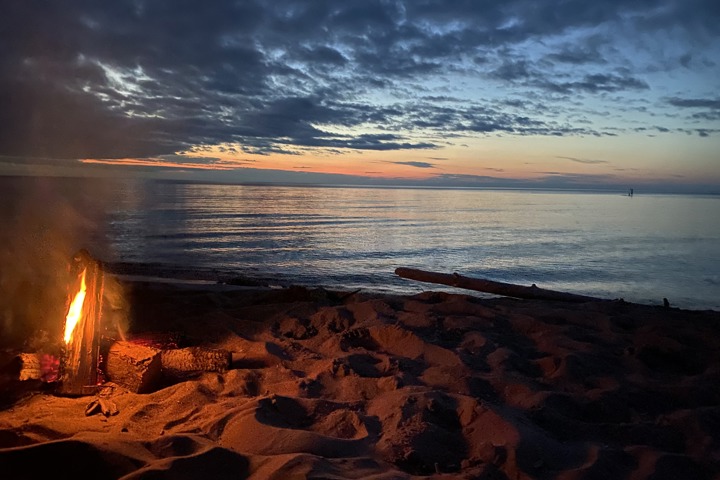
<box><xmin>396</xmin><ymin>267</ymin><xmax>605</xmax><ymax>303</ymax></box>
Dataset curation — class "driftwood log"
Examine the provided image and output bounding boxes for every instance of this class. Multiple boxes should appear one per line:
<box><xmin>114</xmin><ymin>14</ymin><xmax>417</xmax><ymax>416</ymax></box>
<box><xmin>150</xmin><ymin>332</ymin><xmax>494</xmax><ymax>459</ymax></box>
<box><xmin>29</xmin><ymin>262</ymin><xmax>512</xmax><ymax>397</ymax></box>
<box><xmin>395</xmin><ymin>267</ymin><xmax>605</xmax><ymax>303</ymax></box>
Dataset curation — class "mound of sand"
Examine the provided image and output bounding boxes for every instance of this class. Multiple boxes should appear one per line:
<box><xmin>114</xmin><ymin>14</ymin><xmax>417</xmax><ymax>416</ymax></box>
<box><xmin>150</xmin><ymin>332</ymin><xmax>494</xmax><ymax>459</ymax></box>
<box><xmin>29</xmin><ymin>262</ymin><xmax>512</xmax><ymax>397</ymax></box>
<box><xmin>1</xmin><ymin>280</ymin><xmax>719</xmax><ymax>479</ymax></box>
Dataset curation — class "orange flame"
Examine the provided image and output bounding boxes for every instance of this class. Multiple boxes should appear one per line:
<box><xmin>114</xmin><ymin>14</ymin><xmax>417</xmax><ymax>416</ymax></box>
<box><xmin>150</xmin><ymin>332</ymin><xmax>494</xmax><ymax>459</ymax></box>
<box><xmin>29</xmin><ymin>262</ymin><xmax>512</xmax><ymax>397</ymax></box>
<box><xmin>63</xmin><ymin>269</ymin><xmax>87</xmax><ymax>344</ymax></box>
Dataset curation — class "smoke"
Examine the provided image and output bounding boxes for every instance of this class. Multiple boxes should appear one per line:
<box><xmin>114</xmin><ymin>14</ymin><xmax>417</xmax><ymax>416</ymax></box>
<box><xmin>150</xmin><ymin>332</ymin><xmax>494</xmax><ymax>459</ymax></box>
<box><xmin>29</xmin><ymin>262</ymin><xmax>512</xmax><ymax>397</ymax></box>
<box><xmin>102</xmin><ymin>272</ymin><xmax>130</xmax><ymax>343</ymax></box>
<box><xmin>0</xmin><ymin>176</ymin><xmax>119</xmax><ymax>348</ymax></box>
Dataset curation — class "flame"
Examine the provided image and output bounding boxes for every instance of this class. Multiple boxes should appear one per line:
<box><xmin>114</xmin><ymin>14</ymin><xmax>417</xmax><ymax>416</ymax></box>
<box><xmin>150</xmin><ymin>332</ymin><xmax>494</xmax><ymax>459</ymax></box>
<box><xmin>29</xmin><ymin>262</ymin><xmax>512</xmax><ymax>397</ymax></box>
<box><xmin>63</xmin><ymin>269</ymin><xmax>87</xmax><ymax>344</ymax></box>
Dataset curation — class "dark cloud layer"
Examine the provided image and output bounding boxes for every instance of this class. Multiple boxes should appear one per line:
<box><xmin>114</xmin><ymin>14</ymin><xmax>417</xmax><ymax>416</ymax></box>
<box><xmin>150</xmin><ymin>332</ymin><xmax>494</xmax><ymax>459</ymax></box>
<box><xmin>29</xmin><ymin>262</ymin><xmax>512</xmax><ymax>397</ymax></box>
<box><xmin>1</xmin><ymin>0</ymin><xmax>717</xmax><ymax>162</ymax></box>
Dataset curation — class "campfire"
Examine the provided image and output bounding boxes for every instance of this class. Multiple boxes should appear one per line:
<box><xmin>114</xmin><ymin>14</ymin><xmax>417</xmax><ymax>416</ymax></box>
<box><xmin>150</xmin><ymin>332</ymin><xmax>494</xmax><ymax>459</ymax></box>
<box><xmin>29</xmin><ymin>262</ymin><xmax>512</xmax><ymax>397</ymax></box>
<box><xmin>14</xmin><ymin>249</ymin><xmax>105</xmax><ymax>395</ymax></box>
<box><xmin>14</xmin><ymin>250</ymin><xmax>236</xmax><ymax>408</ymax></box>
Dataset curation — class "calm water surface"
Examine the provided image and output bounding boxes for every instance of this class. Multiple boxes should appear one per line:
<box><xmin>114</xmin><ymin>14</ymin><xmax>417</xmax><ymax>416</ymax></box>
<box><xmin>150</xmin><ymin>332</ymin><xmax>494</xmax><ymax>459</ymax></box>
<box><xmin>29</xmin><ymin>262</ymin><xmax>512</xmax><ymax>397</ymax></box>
<box><xmin>98</xmin><ymin>181</ymin><xmax>719</xmax><ymax>310</ymax></box>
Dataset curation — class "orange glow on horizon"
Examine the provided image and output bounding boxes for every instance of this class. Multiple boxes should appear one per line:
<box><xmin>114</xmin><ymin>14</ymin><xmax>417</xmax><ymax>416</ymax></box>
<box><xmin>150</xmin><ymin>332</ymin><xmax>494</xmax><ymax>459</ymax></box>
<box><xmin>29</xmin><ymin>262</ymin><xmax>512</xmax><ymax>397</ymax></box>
<box><xmin>75</xmin><ymin>131</ymin><xmax>719</xmax><ymax>187</ymax></box>
<box><xmin>80</xmin><ymin>151</ymin><xmax>448</xmax><ymax>180</ymax></box>
<box><xmin>78</xmin><ymin>152</ymin><xmax>619</xmax><ymax>182</ymax></box>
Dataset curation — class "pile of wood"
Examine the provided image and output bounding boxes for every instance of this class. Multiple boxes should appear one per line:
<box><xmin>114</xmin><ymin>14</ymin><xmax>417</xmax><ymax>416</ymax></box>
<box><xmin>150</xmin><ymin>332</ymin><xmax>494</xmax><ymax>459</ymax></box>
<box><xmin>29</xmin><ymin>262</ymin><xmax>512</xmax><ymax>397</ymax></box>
<box><xmin>105</xmin><ymin>341</ymin><xmax>232</xmax><ymax>393</ymax></box>
<box><xmin>15</xmin><ymin>341</ymin><xmax>234</xmax><ymax>394</ymax></box>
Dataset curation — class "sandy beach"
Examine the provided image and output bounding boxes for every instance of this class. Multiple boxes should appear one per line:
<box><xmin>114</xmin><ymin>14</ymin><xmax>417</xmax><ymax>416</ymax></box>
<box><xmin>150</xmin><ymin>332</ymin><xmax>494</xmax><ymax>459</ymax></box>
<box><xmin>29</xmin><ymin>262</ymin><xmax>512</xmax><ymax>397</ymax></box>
<box><xmin>1</xmin><ymin>275</ymin><xmax>719</xmax><ymax>479</ymax></box>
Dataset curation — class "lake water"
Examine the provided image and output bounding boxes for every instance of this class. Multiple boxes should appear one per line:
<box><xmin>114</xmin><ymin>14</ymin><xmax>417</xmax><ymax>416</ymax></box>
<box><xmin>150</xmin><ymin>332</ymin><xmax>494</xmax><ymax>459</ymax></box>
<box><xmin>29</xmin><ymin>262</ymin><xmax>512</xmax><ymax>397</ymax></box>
<box><xmin>3</xmin><ymin>177</ymin><xmax>719</xmax><ymax>310</ymax></box>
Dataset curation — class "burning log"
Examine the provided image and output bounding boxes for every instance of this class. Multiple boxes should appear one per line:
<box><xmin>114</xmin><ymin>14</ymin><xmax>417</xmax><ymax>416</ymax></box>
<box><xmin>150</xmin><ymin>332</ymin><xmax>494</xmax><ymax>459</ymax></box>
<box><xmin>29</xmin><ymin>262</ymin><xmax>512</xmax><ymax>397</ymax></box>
<box><xmin>16</xmin><ymin>353</ymin><xmax>43</xmax><ymax>381</ymax></box>
<box><xmin>58</xmin><ymin>250</ymin><xmax>105</xmax><ymax>396</ymax></box>
<box><xmin>15</xmin><ymin>353</ymin><xmax>59</xmax><ymax>382</ymax></box>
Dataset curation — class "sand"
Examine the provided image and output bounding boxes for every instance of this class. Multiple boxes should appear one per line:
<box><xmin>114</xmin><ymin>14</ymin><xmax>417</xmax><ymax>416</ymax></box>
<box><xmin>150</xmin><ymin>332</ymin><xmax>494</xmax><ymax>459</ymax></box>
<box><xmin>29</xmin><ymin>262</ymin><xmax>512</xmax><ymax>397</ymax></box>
<box><xmin>1</xmin><ymin>278</ymin><xmax>719</xmax><ymax>479</ymax></box>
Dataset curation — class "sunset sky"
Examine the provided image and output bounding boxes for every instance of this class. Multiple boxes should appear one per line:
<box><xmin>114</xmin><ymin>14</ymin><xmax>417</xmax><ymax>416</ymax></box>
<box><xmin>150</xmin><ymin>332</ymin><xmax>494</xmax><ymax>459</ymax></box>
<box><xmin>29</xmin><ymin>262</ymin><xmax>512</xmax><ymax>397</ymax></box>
<box><xmin>1</xmin><ymin>1</ymin><xmax>718</xmax><ymax>192</ymax></box>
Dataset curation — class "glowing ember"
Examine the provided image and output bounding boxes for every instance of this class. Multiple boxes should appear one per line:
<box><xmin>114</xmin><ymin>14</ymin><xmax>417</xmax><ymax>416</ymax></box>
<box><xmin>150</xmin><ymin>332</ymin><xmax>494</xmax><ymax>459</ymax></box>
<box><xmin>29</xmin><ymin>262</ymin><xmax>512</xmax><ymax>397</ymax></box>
<box><xmin>63</xmin><ymin>269</ymin><xmax>87</xmax><ymax>344</ymax></box>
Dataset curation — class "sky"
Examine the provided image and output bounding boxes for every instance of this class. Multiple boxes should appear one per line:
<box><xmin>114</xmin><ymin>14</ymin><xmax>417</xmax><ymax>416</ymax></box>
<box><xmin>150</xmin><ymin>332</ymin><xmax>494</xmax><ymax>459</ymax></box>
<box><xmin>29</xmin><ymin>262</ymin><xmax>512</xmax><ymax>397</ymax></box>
<box><xmin>1</xmin><ymin>0</ymin><xmax>719</xmax><ymax>192</ymax></box>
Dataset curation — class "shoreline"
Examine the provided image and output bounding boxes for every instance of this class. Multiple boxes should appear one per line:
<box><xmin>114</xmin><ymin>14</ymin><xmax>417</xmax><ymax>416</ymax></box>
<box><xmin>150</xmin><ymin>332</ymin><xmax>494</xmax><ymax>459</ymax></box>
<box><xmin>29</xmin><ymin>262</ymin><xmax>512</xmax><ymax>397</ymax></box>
<box><xmin>103</xmin><ymin>260</ymin><xmax>719</xmax><ymax>313</ymax></box>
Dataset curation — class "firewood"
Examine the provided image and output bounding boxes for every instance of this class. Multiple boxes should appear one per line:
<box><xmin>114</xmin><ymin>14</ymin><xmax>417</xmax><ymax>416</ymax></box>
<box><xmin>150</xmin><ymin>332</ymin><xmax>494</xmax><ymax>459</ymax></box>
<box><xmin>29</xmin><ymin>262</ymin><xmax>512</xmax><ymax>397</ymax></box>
<box><xmin>160</xmin><ymin>347</ymin><xmax>231</xmax><ymax>380</ymax></box>
<box><xmin>104</xmin><ymin>341</ymin><xmax>233</xmax><ymax>392</ymax></box>
<box><xmin>14</xmin><ymin>353</ymin><xmax>59</xmax><ymax>382</ymax></box>
<box><xmin>395</xmin><ymin>267</ymin><xmax>605</xmax><ymax>303</ymax></box>
<box><xmin>17</xmin><ymin>353</ymin><xmax>42</xmax><ymax>381</ymax></box>
<box><xmin>105</xmin><ymin>341</ymin><xmax>162</xmax><ymax>393</ymax></box>
<box><xmin>14</xmin><ymin>343</ymin><xmax>233</xmax><ymax>394</ymax></box>
<box><xmin>58</xmin><ymin>249</ymin><xmax>104</xmax><ymax>396</ymax></box>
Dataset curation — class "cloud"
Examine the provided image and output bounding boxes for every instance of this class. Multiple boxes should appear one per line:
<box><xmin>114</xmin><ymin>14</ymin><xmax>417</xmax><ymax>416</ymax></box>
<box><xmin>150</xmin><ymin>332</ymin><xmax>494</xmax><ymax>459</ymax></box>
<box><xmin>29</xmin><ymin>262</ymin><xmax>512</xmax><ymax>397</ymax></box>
<box><xmin>0</xmin><ymin>0</ymin><xmax>717</xmax><ymax>166</ymax></box>
<box><xmin>387</xmin><ymin>161</ymin><xmax>437</xmax><ymax>169</ymax></box>
<box><xmin>490</xmin><ymin>60</ymin><xmax>534</xmax><ymax>81</ymax></box>
<box><xmin>557</xmin><ymin>156</ymin><xmax>609</xmax><ymax>165</ymax></box>
<box><xmin>664</xmin><ymin>98</ymin><xmax>720</xmax><ymax>132</ymax></box>
<box><xmin>667</xmin><ymin>97</ymin><xmax>720</xmax><ymax>109</ymax></box>
<box><xmin>155</xmin><ymin>155</ymin><xmax>227</xmax><ymax>166</ymax></box>
<box><xmin>294</xmin><ymin>46</ymin><xmax>348</xmax><ymax>66</ymax></box>
<box><xmin>489</xmin><ymin>58</ymin><xmax>648</xmax><ymax>96</ymax></box>
<box><xmin>82</xmin><ymin>155</ymin><xmax>241</xmax><ymax>170</ymax></box>
<box><xmin>538</xmin><ymin>74</ymin><xmax>649</xmax><ymax>94</ymax></box>
<box><xmin>690</xmin><ymin>112</ymin><xmax>720</xmax><ymax>121</ymax></box>
<box><xmin>545</xmin><ymin>44</ymin><xmax>607</xmax><ymax>65</ymax></box>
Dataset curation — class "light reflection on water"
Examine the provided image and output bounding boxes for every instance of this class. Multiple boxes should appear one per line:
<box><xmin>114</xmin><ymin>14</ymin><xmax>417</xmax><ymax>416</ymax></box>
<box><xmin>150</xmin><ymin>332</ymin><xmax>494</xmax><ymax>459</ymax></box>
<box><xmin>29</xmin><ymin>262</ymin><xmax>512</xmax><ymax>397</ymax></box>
<box><xmin>103</xmin><ymin>181</ymin><xmax>720</xmax><ymax>310</ymax></box>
